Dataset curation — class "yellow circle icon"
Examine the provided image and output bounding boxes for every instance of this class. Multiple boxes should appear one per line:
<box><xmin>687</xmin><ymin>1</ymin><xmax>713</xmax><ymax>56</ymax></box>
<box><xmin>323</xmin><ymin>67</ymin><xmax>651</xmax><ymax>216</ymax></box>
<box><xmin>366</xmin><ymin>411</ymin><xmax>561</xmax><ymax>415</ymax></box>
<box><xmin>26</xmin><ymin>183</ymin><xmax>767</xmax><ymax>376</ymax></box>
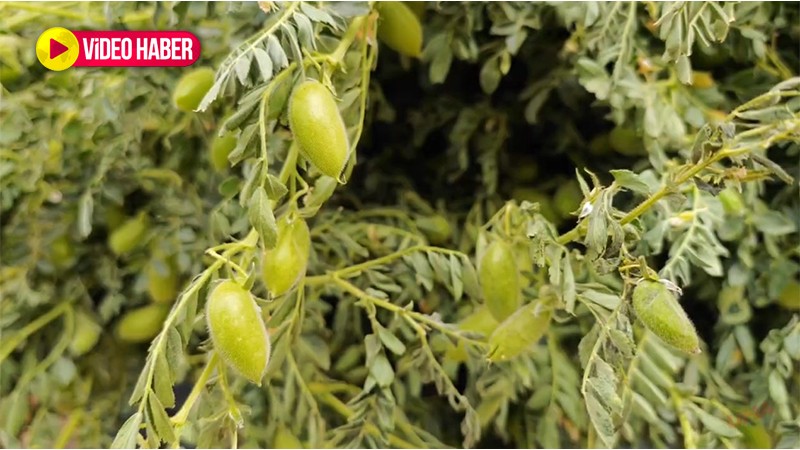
<box><xmin>36</xmin><ymin>27</ymin><xmax>79</xmax><ymax>71</ymax></box>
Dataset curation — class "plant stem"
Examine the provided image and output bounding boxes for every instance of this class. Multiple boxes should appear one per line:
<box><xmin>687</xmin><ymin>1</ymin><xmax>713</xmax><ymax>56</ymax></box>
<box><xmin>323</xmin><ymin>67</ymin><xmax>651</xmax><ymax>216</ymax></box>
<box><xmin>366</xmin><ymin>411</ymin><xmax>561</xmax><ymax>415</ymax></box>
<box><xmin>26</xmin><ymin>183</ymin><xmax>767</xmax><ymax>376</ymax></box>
<box><xmin>308</xmin><ymin>381</ymin><xmax>361</xmax><ymax>396</ymax></box>
<box><xmin>216</xmin><ymin>358</ymin><xmax>241</xmax><ymax>424</ymax></box>
<box><xmin>0</xmin><ymin>301</ymin><xmax>71</xmax><ymax>363</ymax></box>
<box><xmin>134</xmin><ymin>229</ymin><xmax>258</xmax><ymax>419</ymax></box>
<box><xmin>672</xmin><ymin>390</ymin><xmax>697</xmax><ymax>449</ymax></box>
<box><xmin>347</xmin><ymin>20</ymin><xmax>376</xmax><ymax>155</ymax></box>
<box><xmin>54</xmin><ymin>411</ymin><xmax>82</xmax><ymax>449</ymax></box>
<box><xmin>17</xmin><ymin>307</ymin><xmax>74</xmax><ymax>390</ymax></box>
<box><xmin>305</xmin><ymin>245</ymin><xmax>465</xmax><ymax>284</ymax></box>
<box><xmin>330</xmin><ymin>15</ymin><xmax>368</xmax><ymax>64</ymax></box>
<box><xmin>556</xmin><ymin>129</ymin><xmax>790</xmax><ymax>246</ymax></box>
<box><xmin>205</xmin><ymin>250</ymin><xmax>248</xmax><ymax>277</ymax></box>
<box><xmin>316</xmin><ymin>393</ymin><xmax>419</xmax><ymax>449</ymax></box>
<box><xmin>171</xmin><ymin>353</ymin><xmax>219</xmax><ymax>427</ymax></box>
<box><xmin>286</xmin><ymin>351</ymin><xmax>323</xmax><ymax>418</ymax></box>
<box><xmin>331</xmin><ymin>276</ymin><xmax>487</xmax><ymax>349</ymax></box>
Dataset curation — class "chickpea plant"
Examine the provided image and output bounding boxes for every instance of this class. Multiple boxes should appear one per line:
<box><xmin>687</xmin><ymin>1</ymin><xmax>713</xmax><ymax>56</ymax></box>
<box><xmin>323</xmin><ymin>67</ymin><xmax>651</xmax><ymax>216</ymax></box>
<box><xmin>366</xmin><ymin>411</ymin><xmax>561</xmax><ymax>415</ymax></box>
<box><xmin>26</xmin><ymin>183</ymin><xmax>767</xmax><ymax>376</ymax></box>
<box><xmin>1</xmin><ymin>2</ymin><xmax>799</xmax><ymax>449</ymax></box>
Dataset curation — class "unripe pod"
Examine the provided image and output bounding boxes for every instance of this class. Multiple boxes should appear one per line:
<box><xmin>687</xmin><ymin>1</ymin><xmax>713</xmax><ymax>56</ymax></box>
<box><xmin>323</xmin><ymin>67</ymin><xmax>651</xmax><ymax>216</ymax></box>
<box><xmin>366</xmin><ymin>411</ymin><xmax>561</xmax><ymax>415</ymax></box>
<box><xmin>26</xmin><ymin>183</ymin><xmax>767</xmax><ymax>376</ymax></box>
<box><xmin>487</xmin><ymin>301</ymin><xmax>552</xmax><ymax>362</ymax></box>
<box><xmin>553</xmin><ymin>180</ymin><xmax>583</xmax><ymax>219</ymax></box>
<box><xmin>210</xmin><ymin>132</ymin><xmax>237</xmax><ymax>172</ymax></box>
<box><xmin>415</xmin><ymin>214</ymin><xmax>452</xmax><ymax>245</ymax></box>
<box><xmin>734</xmin><ymin>408</ymin><xmax>773</xmax><ymax>449</ymax></box>
<box><xmin>691</xmin><ymin>71</ymin><xmax>715</xmax><ymax>89</ymax></box>
<box><xmin>206</xmin><ymin>280</ymin><xmax>270</xmax><ymax>384</ymax></box>
<box><xmin>172</xmin><ymin>67</ymin><xmax>214</xmax><ymax>112</ymax></box>
<box><xmin>778</xmin><ymin>281</ymin><xmax>800</xmax><ymax>311</ymax></box>
<box><xmin>511</xmin><ymin>188</ymin><xmax>560</xmax><ymax>224</ymax></box>
<box><xmin>375</xmin><ymin>2</ymin><xmax>423</xmax><ymax>58</ymax></box>
<box><xmin>145</xmin><ymin>256</ymin><xmax>179</xmax><ymax>304</ymax></box>
<box><xmin>608</xmin><ymin>126</ymin><xmax>645</xmax><ymax>156</ymax></box>
<box><xmin>105</xmin><ymin>204</ymin><xmax>126</xmax><ymax>230</ymax></box>
<box><xmin>718</xmin><ymin>188</ymin><xmax>745</xmax><ymax>216</ymax></box>
<box><xmin>445</xmin><ymin>306</ymin><xmax>498</xmax><ymax>363</ymax></box>
<box><xmin>115</xmin><ymin>303</ymin><xmax>170</xmax><ymax>344</ymax></box>
<box><xmin>262</xmin><ymin>215</ymin><xmax>311</xmax><ymax>297</ymax></box>
<box><xmin>508</xmin><ymin>156</ymin><xmax>539</xmax><ymax>183</ymax></box>
<box><xmin>69</xmin><ymin>311</ymin><xmax>102</xmax><ymax>356</ymax></box>
<box><xmin>479</xmin><ymin>240</ymin><xmax>521</xmax><ymax>322</ymax></box>
<box><xmin>632</xmin><ymin>280</ymin><xmax>700</xmax><ymax>354</ymax></box>
<box><xmin>49</xmin><ymin>235</ymin><xmax>76</xmax><ymax>270</ymax></box>
<box><xmin>272</xmin><ymin>425</ymin><xmax>304</xmax><ymax>449</ymax></box>
<box><xmin>289</xmin><ymin>80</ymin><xmax>350</xmax><ymax>181</ymax></box>
<box><xmin>514</xmin><ymin>243</ymin><xmax>535</xmax><ymax>289</ymax></box>
<box><xmin>108</xmin><ymin>212</ymin><xmax>148</xmax><ymax>256</ymax></box>
<box><xmin>588</xmin><ymin>134</ymin><xmax>613</xmax><ymax>156</ymax></box>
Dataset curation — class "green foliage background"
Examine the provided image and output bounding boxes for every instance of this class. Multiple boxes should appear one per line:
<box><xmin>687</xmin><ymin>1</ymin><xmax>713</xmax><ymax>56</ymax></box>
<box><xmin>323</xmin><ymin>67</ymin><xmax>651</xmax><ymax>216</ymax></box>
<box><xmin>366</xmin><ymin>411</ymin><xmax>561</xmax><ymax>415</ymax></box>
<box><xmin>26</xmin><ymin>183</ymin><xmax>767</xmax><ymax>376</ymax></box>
<box><xmin>1</xmin><ymin>1</ymin><xmax>799</xmax><ymax>448</ymax></box>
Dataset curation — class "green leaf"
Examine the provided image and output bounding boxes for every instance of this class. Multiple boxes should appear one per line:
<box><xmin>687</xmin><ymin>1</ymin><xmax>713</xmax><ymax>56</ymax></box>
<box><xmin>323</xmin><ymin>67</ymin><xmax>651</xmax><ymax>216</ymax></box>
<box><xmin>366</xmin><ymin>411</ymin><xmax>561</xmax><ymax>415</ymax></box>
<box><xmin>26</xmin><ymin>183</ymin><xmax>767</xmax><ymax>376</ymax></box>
<box><xmin>298</xmin><ymin>335</ymin><xmax>331</xmax><ymax>371</ymax></box>
<box><xmin>449</xmin><ymin>254</ymin><xmax>463</xmax><ymax>301</ymax></box>
<box><xmin>578</xmin><ymin>326</ymin><xmax>600</xmax><ymax>369</ymax></box>
<box><xmin>609</xmin><ymin>169</ymin><xmax>650</xmax><ymax>195</ymax></box>
<box><xmin>165</xmin><ymin>327</ymin><xmax>183</xmax><ymax>375</ymax></box>
<box><xmin>691</xmin><ymin>406</ymin><xmax>741</xmax><ymax>438</ymax></box>
<box><xmin>230</xmin><ymin>123</ymin><xmax>258</xmax><ymax>166</ymax></box>
<box><xmin>300</xmin><ymin>3</ymin><xmax>338</xmax><ymax>27</ymax></box>
<box><xmin>178</xmin><ymin>289</ymin><xmax>199</xmax><ymax>346</ymax></box>
<box><xmin>153</xmin><ymin>352</ymin><xmax>175</xmax><ymax>408</ymax></box>
<box><xmin>768</xmin><ymin>370</ymin><xmax>788</xmax><ymax>406</ymax></box>
<box><xmin>129</xmin><ymin>359</ymin><xmax>152</xmax><ymax>406</ymax></box>
<box><xmin>110</xmin><ymin>412</ymin><xmax>143</xmax><ymax>449</ymax></box>
<box><xmin>676</xmin><ymin>54</ymin><xmax>692</xmax><ymax>85</ymax></box>
<box><xmin>264</xmin><ymin>174</ymin><xmax>288</xmax><ymax>200</ymax></box>
<box><xmin>579</xmin><ymin>289</ymin><xmax>620</xmax><ymax>310</ymax></box>
<box><xmin>248</xmin><ymin>186</ymin><xmax>278</xmax><ymax>249</ymax></box>
<box><xmin>196</xmin><ymin>73</ymin><xmax>224</xmax><ymax>112</ymax></box>
<box><xmin>562</xmin><ymin>253</ymin><xmax>576</xmax><ymax>314</ymax></box>
<box><xmin>428</xmin><ymin>36</ymin><xmax>453</xmax><ymax>84</ymax></box>
<box><xmin>406</xmin><ymin>252</ymin><xmax>434</xmax><ymax>291</ymax></box>
<box><xmin>479</xmin><ymin>54</ymin><xmax>502</xmax><ymax>94</ymax></box>
<box><xmin>631</xmin><ymin>392</ymin><xmax>659</xmax><ymax>424</ymax></box>
<box><xmin>576</xmin><ymin>57</ymin><xmax>610</xmax><ymax>100</ymax></box>
<box><xmin>252</xmin><ymin>47</ymin><xmax>273</xmax><ymax>82</ymax></box>
<box><xmin>427</xmin><ymin>251</ymin><xmax>450</xmax><ymax>285</ymax></box>
<box><xmin>368</xmin><ymin>353</ymin><xmax>395</xmax><ymax>388</ymax></box>
<box><xmin>364</xmin><ymin>333</ymin><xmax>382</xmax><ymax>363</ymax></box>
<box><xmin>377</xmin><ymin>326</ymin><xmax>406</xmax><ymax>356</ymax></box>
<box><xmin>585</xmin><ymin>387</ymin><xmax>616</xmax><ymax>447</ymax></box>
<box><xmin>4</xmin><ymin>388</ymin><xmax>28</xmax><ymax>437</ymax></box>
<box><xmin>460</xmin><ymin>256</ymin><xmax>481</xmax><ymax>299</ymax></box>
<box><xmin>234</xmin><ymin>52</ymin><xmax>252</xmax><ymax>86</ymax></box>
<box><xmin>752</xmin><ymin>210</ymin><xmax>796</xmax><ymax>236</ymax></box>
<box><xmin>585</xmin><ymin>195</ymin><xmax>608</xmax><ymax>258</ymax></box>
<box><xmin>148</xmin><ymin>391</ymin><xmax>177</xmax><ymax>444</ymax></box>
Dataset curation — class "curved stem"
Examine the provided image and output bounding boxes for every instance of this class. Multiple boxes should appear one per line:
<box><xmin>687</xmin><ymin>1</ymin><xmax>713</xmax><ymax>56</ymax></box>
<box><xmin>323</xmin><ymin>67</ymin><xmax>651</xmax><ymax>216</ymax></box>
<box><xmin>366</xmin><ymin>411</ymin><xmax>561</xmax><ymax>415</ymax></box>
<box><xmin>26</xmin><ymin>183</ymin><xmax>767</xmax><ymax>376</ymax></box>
<box><xmin>331</xmin><ymin>276</ymin><xmax>487</xmax><ymax>349</ymax></box>
<box><xmin>0</xmin><ymin>301</ymin><xmax>71</xmax><ymax>363</ymax></box>
<box><xmin>171</xmin><ymin>352</ymin><xmax>219</xmax><ymax>427</ymax></box>
<box><xmin>305</xmin><ymin>245</ymin><xmax>466</xmax><ymax>285</ymax></box>
<box><xmin>54</xmin><ymin>410</ymin><xmax>82</xmax><ymax>449</ymax></box>
<box><xmin>330</xmin><ymin>15</ymin><xmax>368</xmax><ymax>64</ymax></box>
<box><xmin>134</xmin><ymin>229</ymin><xmax>258</xmax><ymax>418</ymax></box>
<box><xmin>556</xmin><ymin>117</ymin><xmax>799</xmax><ymax>246</ymax></box>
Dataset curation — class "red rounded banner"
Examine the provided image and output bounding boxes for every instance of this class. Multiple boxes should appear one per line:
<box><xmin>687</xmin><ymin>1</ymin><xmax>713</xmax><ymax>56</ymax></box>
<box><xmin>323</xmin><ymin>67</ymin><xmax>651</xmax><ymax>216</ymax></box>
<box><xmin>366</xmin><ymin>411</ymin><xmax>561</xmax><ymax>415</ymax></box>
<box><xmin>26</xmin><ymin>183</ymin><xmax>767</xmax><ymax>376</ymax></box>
<box><xmin>71</xmin><ymin>30</ymin><xmax>201</xmax><ymax>67</ymax></box>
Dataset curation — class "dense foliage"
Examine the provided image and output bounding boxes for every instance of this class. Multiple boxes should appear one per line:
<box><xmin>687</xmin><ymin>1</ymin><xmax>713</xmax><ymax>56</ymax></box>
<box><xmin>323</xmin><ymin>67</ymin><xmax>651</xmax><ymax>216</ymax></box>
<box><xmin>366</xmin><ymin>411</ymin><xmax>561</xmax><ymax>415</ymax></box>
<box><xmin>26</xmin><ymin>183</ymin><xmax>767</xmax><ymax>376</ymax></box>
<box><xmin>1</xmin><ymin>1</ymin><xmax>799</xmax><ymax>448</ymax></box>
